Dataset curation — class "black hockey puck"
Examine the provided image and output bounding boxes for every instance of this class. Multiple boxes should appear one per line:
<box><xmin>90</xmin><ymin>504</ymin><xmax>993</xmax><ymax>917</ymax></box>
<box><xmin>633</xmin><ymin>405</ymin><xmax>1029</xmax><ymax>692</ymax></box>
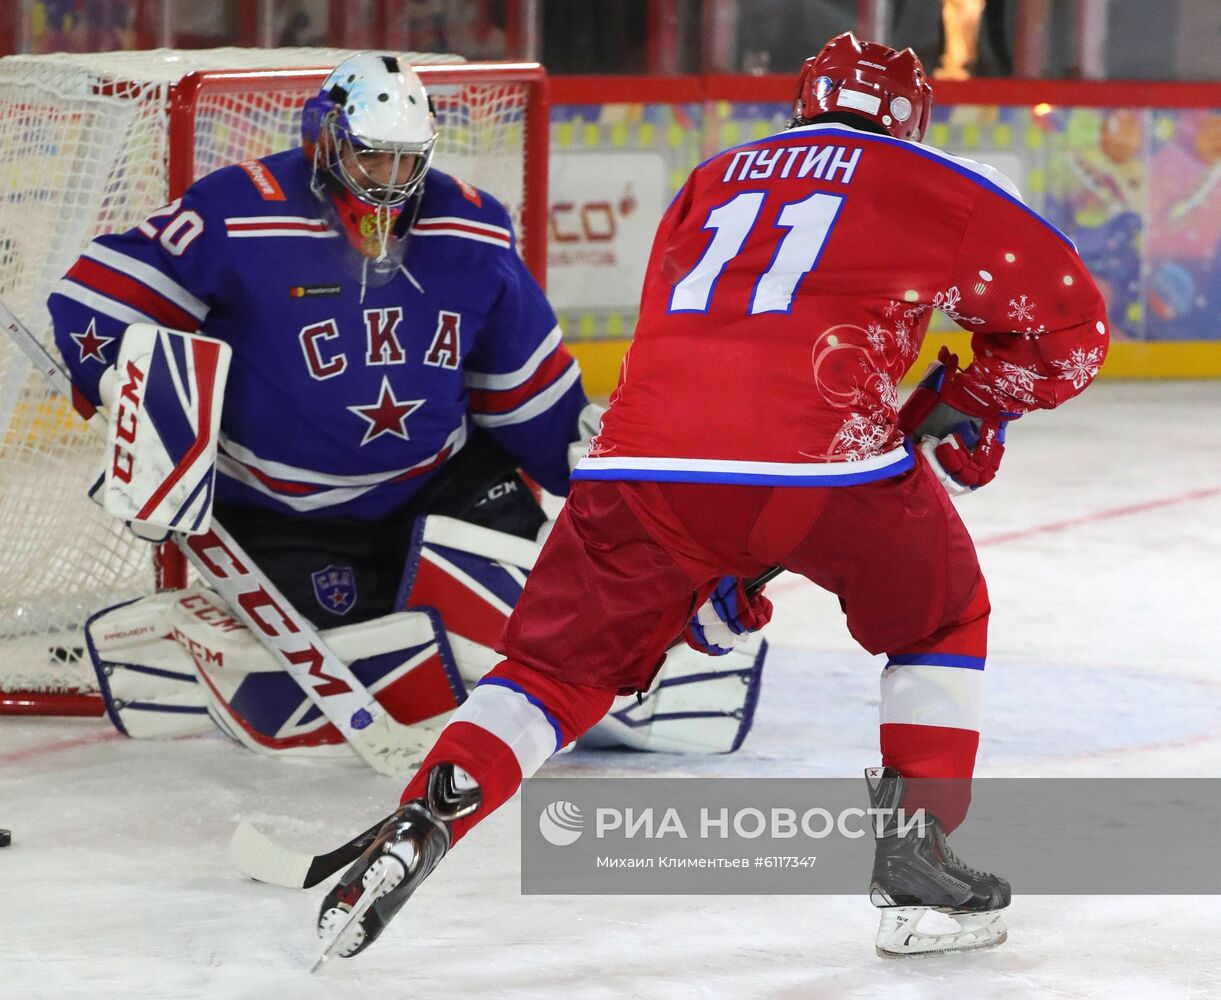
<box><xmin>0</xmin><ymin>829</ymin><xmax>10</xmax><ymax>847</ymax></box>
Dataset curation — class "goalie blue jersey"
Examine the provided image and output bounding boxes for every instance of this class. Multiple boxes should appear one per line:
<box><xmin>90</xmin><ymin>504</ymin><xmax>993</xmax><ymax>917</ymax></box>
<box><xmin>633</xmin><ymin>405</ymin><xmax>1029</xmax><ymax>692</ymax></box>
<box><xmin>49</xmin><ymin>150</ymin><xmax>587</xmax><ymax>518</ymax></box>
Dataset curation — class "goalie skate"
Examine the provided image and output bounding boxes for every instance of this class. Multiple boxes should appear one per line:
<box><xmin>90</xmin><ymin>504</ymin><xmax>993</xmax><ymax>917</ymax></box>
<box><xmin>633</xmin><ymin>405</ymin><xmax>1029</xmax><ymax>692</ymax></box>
<box><xmin>313</xmin><ymin>764</ymin><xmax>480</xmax><ymax>969</ymax></box>
<box><xmin>865</xmin><ymin>766</ymin><xmax>1010</xmax><ymax>958</ymax></box>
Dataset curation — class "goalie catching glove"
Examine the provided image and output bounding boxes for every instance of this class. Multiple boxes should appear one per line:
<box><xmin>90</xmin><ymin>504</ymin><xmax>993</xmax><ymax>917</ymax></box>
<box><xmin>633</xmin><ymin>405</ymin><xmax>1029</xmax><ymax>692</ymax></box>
<box><xmin>898</xmin><ymin>347</ymin><xmax>1012</xmax><ymax>496</ymax></box>
<box><xmin>683</xmin><ymin>575</ymin><xmax>773</xmax><ymax>656</ymax></box>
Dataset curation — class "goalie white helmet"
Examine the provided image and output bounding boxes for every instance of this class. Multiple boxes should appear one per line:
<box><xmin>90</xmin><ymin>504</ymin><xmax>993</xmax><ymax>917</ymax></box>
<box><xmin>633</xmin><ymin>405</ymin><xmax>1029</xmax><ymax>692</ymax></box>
<box><xmin>302</xmin><ymin>53</ymin><xmax>438</xmax><ymax>279</ymax></box>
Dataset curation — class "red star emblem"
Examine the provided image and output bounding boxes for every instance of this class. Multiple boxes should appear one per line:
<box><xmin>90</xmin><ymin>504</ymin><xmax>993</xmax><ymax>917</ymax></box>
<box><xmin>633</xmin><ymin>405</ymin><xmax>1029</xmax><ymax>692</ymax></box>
<box><xmin>69</xmin><ymin>319</ymin><xmax>114</xmax><ymax>364</ymax></box>
<box><xmin>347</xmin><ymin>376</ymin><xmax>424</xmax><ymax>446</ymax></box>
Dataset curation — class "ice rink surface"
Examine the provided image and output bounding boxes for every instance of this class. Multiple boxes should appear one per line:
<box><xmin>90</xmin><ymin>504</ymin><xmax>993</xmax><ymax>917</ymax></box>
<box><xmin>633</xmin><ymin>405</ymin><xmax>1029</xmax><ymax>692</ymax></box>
<box><xmin>2</xmin><ymin>381</ymin><xmax>1219</xmax><ymax>1000</ymax></box>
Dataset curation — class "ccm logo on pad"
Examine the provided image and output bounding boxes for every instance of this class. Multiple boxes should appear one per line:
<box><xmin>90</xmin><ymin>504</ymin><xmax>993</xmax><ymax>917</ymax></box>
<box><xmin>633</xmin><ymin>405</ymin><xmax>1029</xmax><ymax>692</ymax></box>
<box><xmin>110</xmin><ymin>360</ymin><xmax>146</xmax><ymax>484</ymax></box>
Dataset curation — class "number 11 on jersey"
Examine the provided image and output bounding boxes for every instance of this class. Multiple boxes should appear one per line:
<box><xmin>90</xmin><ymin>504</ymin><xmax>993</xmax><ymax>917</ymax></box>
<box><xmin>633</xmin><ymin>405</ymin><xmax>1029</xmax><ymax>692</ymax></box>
<box><xmin>669</xmin><ymin>190</ymin><xmax>844</xmax><ymax>316</ymax></box>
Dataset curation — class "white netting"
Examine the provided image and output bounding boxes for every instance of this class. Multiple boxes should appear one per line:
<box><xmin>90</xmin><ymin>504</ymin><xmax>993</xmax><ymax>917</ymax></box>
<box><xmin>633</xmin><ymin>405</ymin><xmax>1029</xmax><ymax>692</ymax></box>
<box><xmin>0</xmin><ymin>48</ymin><xmax>539</xmax><ymax>702</ymax></box>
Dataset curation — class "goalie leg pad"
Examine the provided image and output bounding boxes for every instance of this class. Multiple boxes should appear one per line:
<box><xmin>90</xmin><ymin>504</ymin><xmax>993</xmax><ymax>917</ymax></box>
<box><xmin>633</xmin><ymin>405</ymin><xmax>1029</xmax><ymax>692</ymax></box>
<box><xmin>87</xmin><ymin>584</ymin><xmax>466</xmax><ymax>761</ymax></box>
<box><xmin>85</xmin><ymin>594</ymin><xmax>211</xmax><ymax>739</ymax></box>
<box><xmin>178</xmin><ymin>590</ymin><xmax>465</xmax><ymax>761</ymax></box>
<box><xmin>581</xmin><ymin>636</ymin><xmax>768</xmax><ymax>754</ymax></box>
<box><xmin>396</xmin><ymin>514</ymin><xmax>540</xmax><ymax>686</ymax></box>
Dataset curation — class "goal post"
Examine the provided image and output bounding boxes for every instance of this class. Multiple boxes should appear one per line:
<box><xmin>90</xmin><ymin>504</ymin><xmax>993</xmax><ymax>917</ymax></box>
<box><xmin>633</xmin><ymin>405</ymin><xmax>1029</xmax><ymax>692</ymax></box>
<box><xmin>0</xmin><ymin>49</ymin><xmax>549</xmax><ymax>715</ymax></box>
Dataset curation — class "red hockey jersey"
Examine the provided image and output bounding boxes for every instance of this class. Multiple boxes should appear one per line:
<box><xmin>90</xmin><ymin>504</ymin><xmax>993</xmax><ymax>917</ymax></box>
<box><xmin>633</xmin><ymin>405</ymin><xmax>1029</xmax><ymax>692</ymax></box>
<box><xmin>574</xmin><ymin>122</ymin><xmax>1108</xmax><ymax>487</ymax></box>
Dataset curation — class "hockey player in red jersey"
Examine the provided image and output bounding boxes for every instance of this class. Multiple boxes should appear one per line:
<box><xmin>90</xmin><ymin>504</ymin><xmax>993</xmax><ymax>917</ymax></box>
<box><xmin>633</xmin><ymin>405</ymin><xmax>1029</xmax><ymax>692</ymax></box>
<box><xmin>313</xmin><ymin>33</ymin><xmax>1109</xmax><ymax>960</ymax></box>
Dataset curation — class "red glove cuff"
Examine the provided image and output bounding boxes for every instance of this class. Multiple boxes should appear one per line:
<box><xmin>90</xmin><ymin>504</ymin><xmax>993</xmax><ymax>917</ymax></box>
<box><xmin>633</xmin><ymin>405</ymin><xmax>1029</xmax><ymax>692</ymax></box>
<box><xmin>925</xmin><ymin>420</ymin><xmax>1006</xmax><ymax>490</ymax></box>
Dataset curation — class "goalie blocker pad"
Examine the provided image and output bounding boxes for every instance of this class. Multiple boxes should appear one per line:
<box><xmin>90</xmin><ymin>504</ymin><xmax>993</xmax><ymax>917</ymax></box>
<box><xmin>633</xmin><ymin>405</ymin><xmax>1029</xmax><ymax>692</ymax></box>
<box><xmin>85</xmin><ymin>584</ymin><xmax>465</xmax><ymax>759</ymax></box>
<box><xmin>398</xmin><ymin>515</ymin><xmax>767</xmax><ymax>754</ymax></box>
<box><xmin>102</xmin><ymin>324</ymin><xmax>230</xmax><ymax>535</ymax></box>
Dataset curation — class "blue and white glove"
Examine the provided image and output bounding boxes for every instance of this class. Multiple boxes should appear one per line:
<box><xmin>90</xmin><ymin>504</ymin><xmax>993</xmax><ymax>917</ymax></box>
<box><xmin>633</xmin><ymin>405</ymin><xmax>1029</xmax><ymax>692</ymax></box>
<box><xmin>682</xmin><ymin>576</ymin><xmax>774</xmax><ymax>656</ymax></box>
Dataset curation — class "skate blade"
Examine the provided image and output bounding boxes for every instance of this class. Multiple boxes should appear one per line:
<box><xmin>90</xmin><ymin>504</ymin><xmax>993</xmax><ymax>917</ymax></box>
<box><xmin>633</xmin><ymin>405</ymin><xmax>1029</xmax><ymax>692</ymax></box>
<box><xmin>875</xmin><ymin>906</ymin><xmax>1008</xmax><ymax>958</ymax></box>
<box><xmin>310</xmin><ymin>867</ymin><xmax>394</xmax><ymax>973</ymax></box>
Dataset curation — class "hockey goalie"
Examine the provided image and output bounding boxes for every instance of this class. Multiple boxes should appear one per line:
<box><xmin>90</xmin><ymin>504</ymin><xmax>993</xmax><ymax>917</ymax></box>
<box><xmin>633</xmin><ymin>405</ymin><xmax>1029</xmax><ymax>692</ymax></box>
<box><xmin>48</xmin><ymin>53</ymin><xmax>770</xmax><ymax>764</ymax></box>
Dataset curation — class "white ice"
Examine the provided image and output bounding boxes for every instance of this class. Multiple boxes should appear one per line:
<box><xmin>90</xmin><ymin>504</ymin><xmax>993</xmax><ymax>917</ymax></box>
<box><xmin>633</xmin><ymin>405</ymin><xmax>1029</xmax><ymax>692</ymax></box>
<box><xmin>2</xmin><ymin>381</ymin><xmax>1219</xmax><ymax>999</ymax></box>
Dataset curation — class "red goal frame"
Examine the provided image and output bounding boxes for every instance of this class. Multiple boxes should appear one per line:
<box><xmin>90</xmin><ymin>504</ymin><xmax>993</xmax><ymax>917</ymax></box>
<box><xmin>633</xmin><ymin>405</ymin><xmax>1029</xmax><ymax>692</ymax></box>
<box><xmin>0</xmin><ymin>59</ymin><xmax>548</xmax><ymax>716</ymax></box>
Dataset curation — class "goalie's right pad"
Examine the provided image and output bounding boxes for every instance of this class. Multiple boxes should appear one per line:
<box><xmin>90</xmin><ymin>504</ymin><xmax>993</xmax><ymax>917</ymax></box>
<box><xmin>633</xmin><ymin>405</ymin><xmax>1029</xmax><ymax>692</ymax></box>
<box><xmin>101</xmin><ymin>324</ymin><xmax>230</xmax><ymax>535</ymax></box>
<box><xmin>86</xmin><ymin>584</ymin><xmax>466</xmax><ymax>760</ymax></box>
<box><xmin>190</xmin><ymin>595</ymin><xmax>463</xmax><ymax>761</ymax></box>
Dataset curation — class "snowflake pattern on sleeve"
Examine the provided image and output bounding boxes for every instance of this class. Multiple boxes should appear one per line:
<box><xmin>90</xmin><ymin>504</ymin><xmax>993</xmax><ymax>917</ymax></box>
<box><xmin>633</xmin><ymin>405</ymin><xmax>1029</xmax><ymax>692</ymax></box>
<box><xmin>865</xmin><ymin>323</ymin><xmax>887</xmax><ymax>354</ymax></box>
<box><xmin>960</xmin><ymin>358</ymin><xmax>1047</xmax><ymax>409</ymax></box>
<box><xmin>1052</xmin><ymin>346</ymin><xmax>1104</xmax><ymax>389</ymax></box>
<box><xmin>1005</xmin><ymin>293</ymin><xmax>1047</xmax><ymax>340</ymax></box>
<box><xmin>1008</xmin><ymin>294</ymin><xmax>1036</xmax><ymax>324</ymax></box>
<box><xmin>892</xmin><ymin>320</ymin><xmax>912</xmax><ymax>358</ymax></box>
<box><xmin>873</xmin><ymin>371</ymin><xmax>899</xmax><ymax>412</ymax></box>
<box><xmin>932</xmin><ymin>285</ymin><xmax>985</xmax><ymax>326</ymax></box>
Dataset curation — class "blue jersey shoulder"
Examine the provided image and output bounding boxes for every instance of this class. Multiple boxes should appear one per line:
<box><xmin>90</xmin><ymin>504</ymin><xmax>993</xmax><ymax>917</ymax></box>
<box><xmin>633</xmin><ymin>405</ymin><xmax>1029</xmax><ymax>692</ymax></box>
<box><xmin>417</xmin><ymin>170</ymin><xmax>515</xmax><ymax>240</ymax></box>
<box><xmin>184</xmin><ymin>148</ymin><xmax>317</xmax><ymax>220</ymax></box>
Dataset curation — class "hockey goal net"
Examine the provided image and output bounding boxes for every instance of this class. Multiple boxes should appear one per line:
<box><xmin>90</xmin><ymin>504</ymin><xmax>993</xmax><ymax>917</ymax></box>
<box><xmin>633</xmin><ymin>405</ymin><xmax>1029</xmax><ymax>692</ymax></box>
<box><xmin>0</xmin><ymin>48</ymin><xmax>548</xmax><ymax>715</ymax></box>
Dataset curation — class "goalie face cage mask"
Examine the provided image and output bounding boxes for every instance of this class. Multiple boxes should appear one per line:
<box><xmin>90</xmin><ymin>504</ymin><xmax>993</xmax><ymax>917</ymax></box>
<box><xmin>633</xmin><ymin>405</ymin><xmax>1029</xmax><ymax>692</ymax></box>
<box><xmin>303</xmin><ymin>52</ymin><xmax>438</xmax><ymax>273</ymax></box>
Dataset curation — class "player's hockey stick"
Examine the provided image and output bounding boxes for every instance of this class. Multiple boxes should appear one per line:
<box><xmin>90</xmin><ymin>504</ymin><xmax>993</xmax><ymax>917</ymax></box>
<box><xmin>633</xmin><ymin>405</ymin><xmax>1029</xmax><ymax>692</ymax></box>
<box><xmin>228</xmin><ymin>566</ymin><xmax>784</xmax><ymax>888</ymax></box>
<box><xmin>228</xmin><ymin>816</ymin><xmax>385</xmax><ymax>889</ymax></box>
<box><xmin>0</xmin><ymin>299</ymin><xmax>432</xmax><ymax>777</ymax></box>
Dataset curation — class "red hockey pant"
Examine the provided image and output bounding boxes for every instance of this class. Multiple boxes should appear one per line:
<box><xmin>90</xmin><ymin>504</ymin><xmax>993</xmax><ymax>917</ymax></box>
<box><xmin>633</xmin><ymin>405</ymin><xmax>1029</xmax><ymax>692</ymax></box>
<box><xmin>404</xmin><ymin>456</ymin><xmax>988</xmax><ymax>837</ymax></box>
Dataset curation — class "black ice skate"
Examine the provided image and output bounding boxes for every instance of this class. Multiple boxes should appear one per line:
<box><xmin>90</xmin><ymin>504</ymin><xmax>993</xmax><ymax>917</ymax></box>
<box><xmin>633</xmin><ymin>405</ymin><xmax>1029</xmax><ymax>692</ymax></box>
<box><xmin>865</xmin><ymin>766</ymin><xmax>1010</xmax><ymax>958</ymax></box>
<box><xmin>313</xmin><ymin>763</ymin><xmax>481</xmax><ymax>969</ymax></box>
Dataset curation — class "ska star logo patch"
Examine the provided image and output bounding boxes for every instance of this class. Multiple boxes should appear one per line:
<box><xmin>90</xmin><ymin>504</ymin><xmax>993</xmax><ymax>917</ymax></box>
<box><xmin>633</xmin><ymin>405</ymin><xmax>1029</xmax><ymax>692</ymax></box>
<box><xmin>347</xmin><ymin>376</ymin><xmax>424</xmax><ymax>446</ymax></box>
<box><xmin>311</xmin><ymin>564</ymin><xmax>356</xmax><ymax>616</ymax></box>
<box><xmin>69</xmin><ymin>319</ymin><xmax>115</xmax><ymax>363</ymax></box>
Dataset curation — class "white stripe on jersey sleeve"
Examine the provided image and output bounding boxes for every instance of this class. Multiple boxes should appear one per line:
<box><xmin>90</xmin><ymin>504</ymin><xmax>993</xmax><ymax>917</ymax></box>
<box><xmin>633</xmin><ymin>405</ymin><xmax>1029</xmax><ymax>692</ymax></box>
<box><xmin>408</xmin><ymin>225</ymin><xmax>511</xmax><ymax>248</ymax></box>
<box><xmin>785</xmin><ymin>122</ymin><xmax>1026</xmax><ymax>203</ymax></box>
<box><xmin>470</xmin><ymin>362</ymin><xmax>581</xmax><ymax>429</ymax></box>
<box><xmin>54</xmin><ymin>279</ymin><xmax>157</xmax><ymax>327</ymax></box>
<box><xmin>934</xmin><ymin>149</ymin><xmax>1024</xmax><ymax>202</ymax></box>
<box><xmin>222</xmin><ymin>215</ymin><xmax>331</xmax><ymax>225</ymax></box>
<box><xmin>222</xmin><ymin>216</ymin><xmax>339</xmax><ymax>239</ymax></box>
<box><xmin>412</xmin><ymin>215</ymin><xmax>511</xmax><ymax>240</ymax></box>
<box><xmin>225</xmin><ymin>229</ymin><xmax>339</xmax><ymax>239</ymax></box>
<box><xmin>464</xmin><ymin>325</ymin><xmax>564</xmax><ymax>390</ymax></box>
<box><xmin>83</xmin><ymin>244</ymin><xmax>210</xmax><ymax>322</ymax></box>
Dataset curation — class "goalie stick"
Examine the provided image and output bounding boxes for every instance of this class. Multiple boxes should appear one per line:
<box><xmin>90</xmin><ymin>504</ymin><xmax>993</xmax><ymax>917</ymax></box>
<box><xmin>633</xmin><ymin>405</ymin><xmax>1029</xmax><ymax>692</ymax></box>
<box><xmin>0</xmin><ymin>299</ymin><xmax>431</xmax><ymax>777</ymax></box>
<box><xmin>228</xmin><ymin>565</ymin><xmax>784</xmax><ymax>889</ymax></box>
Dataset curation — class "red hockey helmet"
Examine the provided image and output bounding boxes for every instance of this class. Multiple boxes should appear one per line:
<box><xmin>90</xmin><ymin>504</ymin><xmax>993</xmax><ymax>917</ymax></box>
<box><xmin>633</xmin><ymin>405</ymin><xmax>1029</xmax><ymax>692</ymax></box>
<box><xmin>793</xmin><ymin>32</ymin><xmax>933</xmax><ymax>142</ymax></box>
